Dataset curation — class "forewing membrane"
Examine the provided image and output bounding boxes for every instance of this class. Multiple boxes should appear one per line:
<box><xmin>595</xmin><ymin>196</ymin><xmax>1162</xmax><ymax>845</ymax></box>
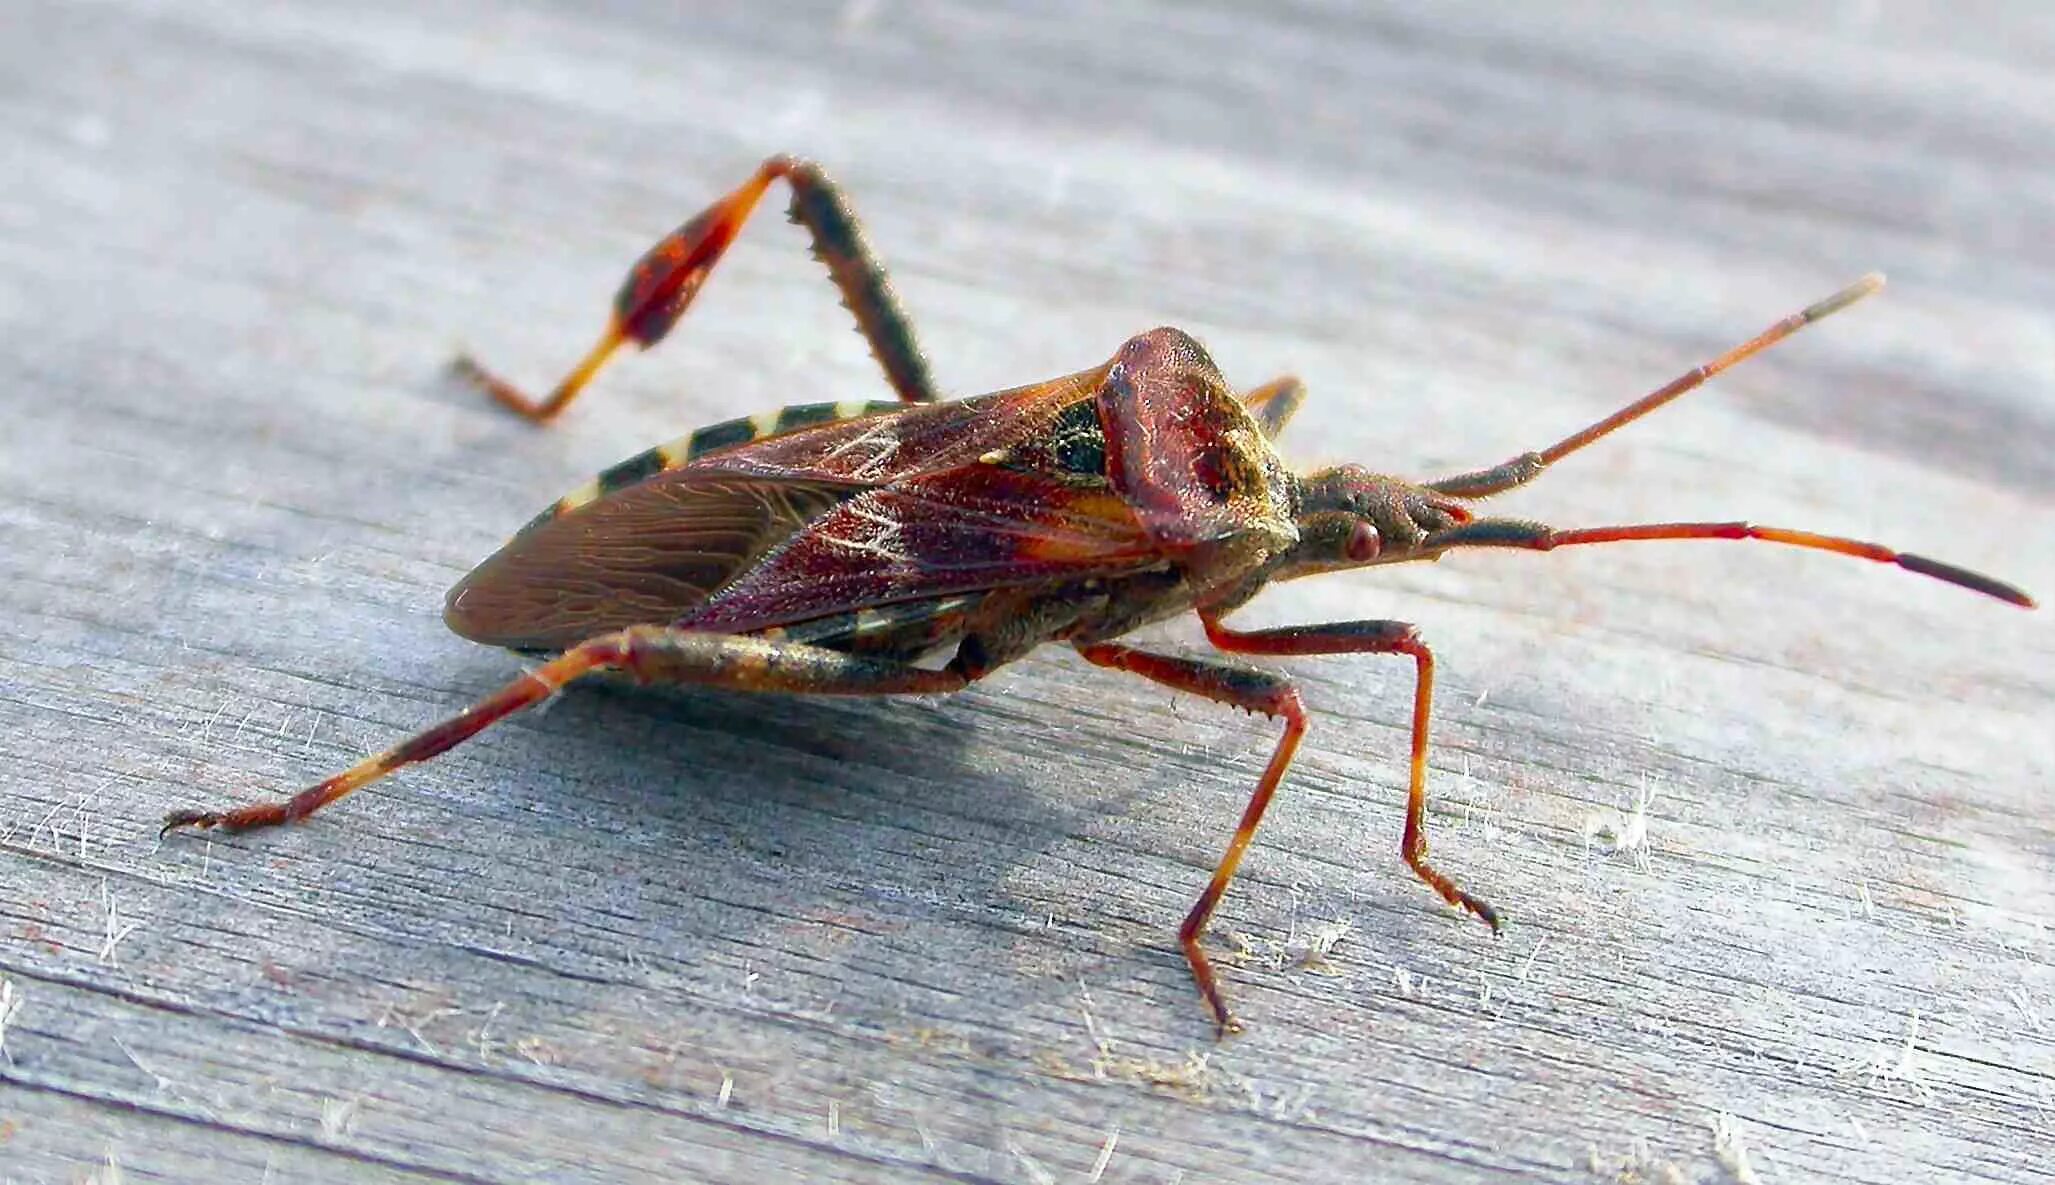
<box><xmin>445</xmin><ymin>472</ymin><xmax>861</xmax><ymax>650</ymax></box>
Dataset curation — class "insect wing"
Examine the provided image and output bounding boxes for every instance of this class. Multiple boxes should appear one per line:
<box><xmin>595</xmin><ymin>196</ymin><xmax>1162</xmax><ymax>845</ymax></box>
<box><xmin>694</xmin><ymin>367</ymin><xmax>1107</xmax><ymax>485</ymax></box>
<box><xmin>448</xmin><ymin>368</ymin><xmax>1156</xmax><ymax>648</ymax></box>
<box><xmin>678</xmin><ymin>467</ymin><xmax>1159</xmax><ymax>634</ymax></box>
<box><xmin>444</xmin><ymin>472</ymin><xmax>863</xmax><ymax>650</ymax></box>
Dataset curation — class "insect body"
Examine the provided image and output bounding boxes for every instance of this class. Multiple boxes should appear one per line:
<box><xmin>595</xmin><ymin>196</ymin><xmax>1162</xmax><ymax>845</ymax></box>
<box><xmin>164</xmin><ymin>156</ymin><xmax>2036</xmax><ymax>1033</ymax></box>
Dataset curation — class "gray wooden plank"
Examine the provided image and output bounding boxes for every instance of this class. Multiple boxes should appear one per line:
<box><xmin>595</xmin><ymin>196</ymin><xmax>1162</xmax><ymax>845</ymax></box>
<box><xmin>2</xmin><ymin>1</ymin><xmax>2050</xmax><ymax>1182</ymax></box>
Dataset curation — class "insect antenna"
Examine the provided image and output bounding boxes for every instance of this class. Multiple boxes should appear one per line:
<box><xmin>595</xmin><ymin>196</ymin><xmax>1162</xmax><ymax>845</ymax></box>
<box><xmin>1543</xmin><ymin>274</ymin><xmax>1883</xmax><ymax>467</ymax></box>
<box><xmin>1429</xmin><ymin>274</ymin><xmax>1884</xmax><ymax>499</ymax></box>
<box><xmin>1421</xmin><ymin>517</ymin><xmax>2035</xmax><ymax>607</ymax></box>
<box><xmin>1413</xmin><ymin>271</ymin><xmax>2034</xmax><ymax>608</ymax></box>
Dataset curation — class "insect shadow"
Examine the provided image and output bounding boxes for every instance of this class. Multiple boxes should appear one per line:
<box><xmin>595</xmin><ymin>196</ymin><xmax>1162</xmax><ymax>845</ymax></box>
<box><xmin>443</xmin><ymin>658</ymin><xmax>1226</xmax><ymax>1020</ymax></box>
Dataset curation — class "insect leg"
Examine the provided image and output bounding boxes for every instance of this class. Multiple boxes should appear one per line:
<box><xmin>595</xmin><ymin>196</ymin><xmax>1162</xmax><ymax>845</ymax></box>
<box><xmin>1426</xmin><ymin>275</ymin><xmax>1883</xmax><ymax>498</ymax></box>
<box><xmin>456</xmin><ymin>155</ymin><xmax>936</xmax><ymax>423</ymax></box>
<box><xmin>163</xmin><ymin>626</ymin><xmax>968</xmax><ymax>836</ymax></box>
<box><xmin>1241</xmin><ymin>375</ymin><xmax>1306</xmax><ymax>439</ymax></box>
<box><xmin>1201</xmin><ymin>616</ymin><xmax>1502</xmax><ymax>931</ymax></box>
<box><xmin>1074</xmin><ymin>641</ymin><xmax>1306</xmax><ymax>1035</ymax></box>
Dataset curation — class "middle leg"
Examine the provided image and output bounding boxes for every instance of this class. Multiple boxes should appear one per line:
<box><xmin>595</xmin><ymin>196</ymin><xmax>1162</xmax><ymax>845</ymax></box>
<box><xmin>1075</xmin><ymin>640</ymin><xmax>1306</xmax><ymax>1034</ymax></box>
<box><xmin>1241</xmin><ymin>375</ymin><xmax>1306</xmax><ymax>439</ymax></box>
<box><xmin>1201</xmin><ymin>615</ymin><xmax>1501</xmax><ymax>931</ymax></box>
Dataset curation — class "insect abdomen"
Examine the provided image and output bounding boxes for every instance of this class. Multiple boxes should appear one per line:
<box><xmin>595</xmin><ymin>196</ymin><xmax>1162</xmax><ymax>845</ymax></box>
<box><xmin>514</xmin><ymin>398</ymin><xmax>905</xmax><ymax>537</ymax></box>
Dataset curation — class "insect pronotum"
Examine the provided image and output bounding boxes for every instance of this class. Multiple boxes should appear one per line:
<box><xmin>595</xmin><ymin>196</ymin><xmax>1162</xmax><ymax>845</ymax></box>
<box><xmin>165</xmin><ymin>156</ymin><xmax>2036</xmax><ymax>1033</ymax></box>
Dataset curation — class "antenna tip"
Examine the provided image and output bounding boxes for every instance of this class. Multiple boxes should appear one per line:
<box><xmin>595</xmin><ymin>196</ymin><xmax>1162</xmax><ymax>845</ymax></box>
<box><xmin>1802</xmin><ymin>273</ymin><xmax>1887</xmax><ymax>322</ymax></box>
<box><xmin>1898</xmin><ymin>552</ymin><xmax>2037</xmax><ymax>608</ymax></box>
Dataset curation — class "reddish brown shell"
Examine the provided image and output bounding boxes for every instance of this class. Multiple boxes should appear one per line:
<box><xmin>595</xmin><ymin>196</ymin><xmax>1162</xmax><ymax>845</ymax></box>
<box><xmin>444</xmin><ymin>366</ymin><xmax>1168</xmax><ymax>650</ymax></box>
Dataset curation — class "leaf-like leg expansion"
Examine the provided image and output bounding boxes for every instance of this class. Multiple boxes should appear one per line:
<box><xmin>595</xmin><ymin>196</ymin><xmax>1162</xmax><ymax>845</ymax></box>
<box><xmin>164</xmin><ymin>627</ymin><xmax>968</xmax><ymax>835</ymax></box>
<box><xmin>1202</xmin><ymin>616</ymin><xmax>1502</xmax><ymax>931</ymax></box>
<box><xmin>456</xmin><ymin>155</ymin><xmax>937</xmax><ymax>423</ymax></box>
<box><xmin>1075</xmin><ymin>641</ymin><xmax>1306</xmax><ymax>1035</ymax></box>
<box><xmin>1241</xmin><ymin>375</ymin><xmax>1305</xmax><ymax>439</ymax></box>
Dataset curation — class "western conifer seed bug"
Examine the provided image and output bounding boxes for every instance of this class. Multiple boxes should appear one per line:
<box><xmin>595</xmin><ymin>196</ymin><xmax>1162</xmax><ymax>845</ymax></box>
<box><xmin>165</xmin><ymin>156</ymin><xmax>2037</xmax><ymax>1033</ymax></box>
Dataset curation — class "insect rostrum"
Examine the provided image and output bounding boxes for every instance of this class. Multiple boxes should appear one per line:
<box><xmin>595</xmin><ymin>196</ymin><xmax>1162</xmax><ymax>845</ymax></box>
<box><xmin>164</xmin><ymin>156</ymin><xmax>2036</xmax><ymax>1034</ymax></box>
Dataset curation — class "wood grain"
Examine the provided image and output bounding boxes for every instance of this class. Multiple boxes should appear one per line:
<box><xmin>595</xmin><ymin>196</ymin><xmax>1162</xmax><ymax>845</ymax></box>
<box><xmin>2</xmin><ymin>2</ymin><xmax>2050</xmax><ymax>1182</ymax></box>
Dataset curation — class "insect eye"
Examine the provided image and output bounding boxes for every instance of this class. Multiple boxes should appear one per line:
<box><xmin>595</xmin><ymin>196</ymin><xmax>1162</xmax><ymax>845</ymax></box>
<box><xmin>1346</xmin><ymin>521</ymin><xmax>1382</xmax><ymax>562</ymax></box>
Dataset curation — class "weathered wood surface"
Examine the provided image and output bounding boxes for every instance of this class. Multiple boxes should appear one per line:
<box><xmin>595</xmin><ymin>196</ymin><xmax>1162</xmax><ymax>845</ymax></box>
<box><xmin>3</xmin><ymin>2</ymin><xmax>2051</xmax><ymax>1181</ymax></box>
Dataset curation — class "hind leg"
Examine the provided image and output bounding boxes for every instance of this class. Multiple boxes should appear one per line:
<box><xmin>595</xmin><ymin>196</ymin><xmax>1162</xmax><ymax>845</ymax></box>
<box><xmin>164</xmin><ymin>626</ymin><xmax>969</xmax><ymax>834</ymax></box>
<box><xmin>457</xmin><ymin>156</ymin><xmax>938</xmax><ymax>423</ymax></box>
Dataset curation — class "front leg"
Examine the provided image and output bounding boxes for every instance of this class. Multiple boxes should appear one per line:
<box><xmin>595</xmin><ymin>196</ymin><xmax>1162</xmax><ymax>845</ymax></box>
<box><xmin>1075</xmin><ymin>641</ymin><xmax>1306</xmax><ymax>1034</ymax></box>
<box><xmin>164</xmin><ymin>627</ymin><xmax>969</xmax><ymax>835</ymax></box>
<box><xmin>1200</xmin><ymin>615</ymin><xmax>1502</xmax><ymax>931</ymax></box>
